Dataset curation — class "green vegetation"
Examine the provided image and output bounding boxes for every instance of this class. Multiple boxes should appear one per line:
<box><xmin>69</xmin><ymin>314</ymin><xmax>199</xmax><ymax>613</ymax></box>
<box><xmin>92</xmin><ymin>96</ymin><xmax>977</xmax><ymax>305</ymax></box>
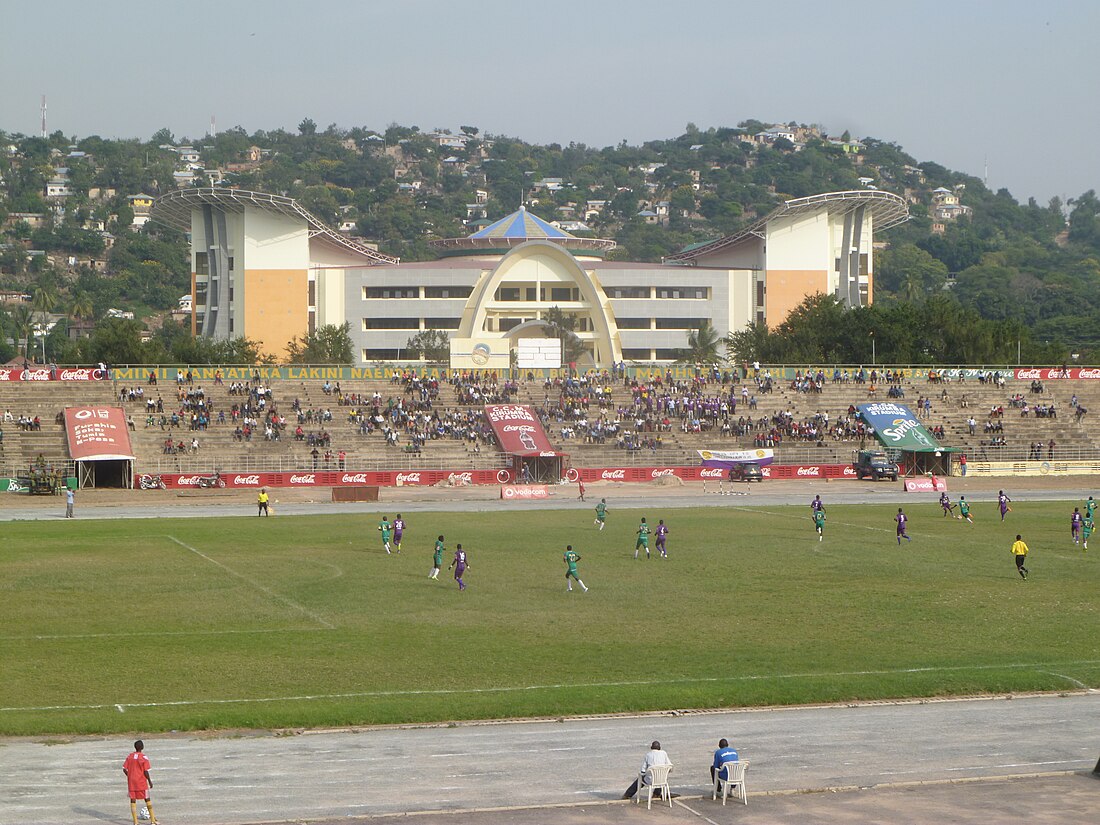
<box><xmin>1</xmin><ymin>502</ymin><xmax>1096</xmax><ymax>736</ymax></box>
<box><xmin>3</xmin><ymin>121</ymin><xmax>1100</xmax><ymax>362</ymax></box>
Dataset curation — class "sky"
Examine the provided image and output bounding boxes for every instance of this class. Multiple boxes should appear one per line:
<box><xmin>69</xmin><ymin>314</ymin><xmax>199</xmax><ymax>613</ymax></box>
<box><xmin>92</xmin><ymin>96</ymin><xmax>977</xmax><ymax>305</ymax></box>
<box><xmin>2</xmin><ymin>0</ymin><xmax>1096</xmax><ymax>204</ymax></box>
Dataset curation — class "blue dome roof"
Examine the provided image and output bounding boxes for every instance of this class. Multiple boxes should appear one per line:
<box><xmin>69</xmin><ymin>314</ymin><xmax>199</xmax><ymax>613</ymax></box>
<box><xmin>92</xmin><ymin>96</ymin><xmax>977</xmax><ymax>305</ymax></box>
<box><xmin>469</xmin><ymin>206</ymin><xmax>574</xmax><ymax>240</ymax></box>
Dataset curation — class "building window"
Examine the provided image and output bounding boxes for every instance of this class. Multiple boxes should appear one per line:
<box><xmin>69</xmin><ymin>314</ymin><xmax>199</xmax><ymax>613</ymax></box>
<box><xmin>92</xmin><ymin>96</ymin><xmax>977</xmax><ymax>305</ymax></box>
<box><xmin>227</xmin><ymin>256</ymin><xmax>234</xmax><ymax>271</ymax></box>
<box><xmin>655</xmin><ymin>348</ymin><xmax>682</xmax><ymax>360</ymax></box>
<box><xmin>363</xmin><ymin>349</ymin><xmax>400</xmax><ymax>360</ymax></box>
<box><xmin>498</xmin><ymin>318</ymin><xmax>523</xmax><ymax>331</ymax></box>
<box><xmin>308</xmin><ymin>280</ymin><xmax>316</xmax><ymax>306</ymax></box>
<box><xmin>622</xmin><ymin>348</ymin><xmax>651</xmax><ymax>360</ymax></box>
<box><xmin>424</xmin><ymin>317</ymin><xmax>461</xmax><ymax>330</ymax></box>
<box><xmin>606</xmin><ymin>286</ymin><xmax>650</xmax><ymax>299</ymax></box>
<box><xmin>550</xmin><ymin>287</ymin><xmax>577</xmax><ymax>302</ymax></box>
<box><xmin>656</xmin><ymin>287</ymin><xmax>708</xmax><ymax>299</ymax></box>
<box><xmin>655</xmin><ymin>317</ymin><xmax>707</xmax><ymax>330</ymax></box>
<box><xmin>194</xmin><ymin>282</ymin><xmax>207</xmax><ymax>306</ymax></box>
<box><xmin>308</xmin><ymin>310</ymin><xmax>316</xmax><ymax>335</ymax></box>
<box><xmin>495</xmin><ymin>287</ymin><xmax>521</xmax><ymax>301</ymax></box>
<box><xmin>195</xmin><ymin>252</ymin><xmax>209</xmax><ymax>276</ymax></box>
<box><xmin>424</xmin><ymin>286</ymin><xmax>472</xmax><ymax>299</ymax></box>
<box><xmin>616</xmin><ymin>317</ymin><xmax>651</xmax><ymax>329</ymax></box>
<box><xmin>363</xmin><ymin>317</ymin><xmax>420</xmax><ymax>330</ymax></box>
<box><xmin>364</xmin><ymin>286</ymin><xmax>418</xmax><ymax>299</ymax></box>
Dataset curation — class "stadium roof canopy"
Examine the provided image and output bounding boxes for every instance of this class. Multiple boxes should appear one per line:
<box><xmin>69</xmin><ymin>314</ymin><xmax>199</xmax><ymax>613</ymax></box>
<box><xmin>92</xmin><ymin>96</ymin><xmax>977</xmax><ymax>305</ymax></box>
<box><xmin>665</xmin><ymin>190</ymin><xmax>909</xmax><ymax>264</ymax></box>
<box><xmin>429</xmin><ymin>206</ymin><xmax>616</xmax><ymax>256</ymax></box>
<box><xmin>150</xmin><ymin>188</ymin><xmax>399</xmax><ymax>265</ymax></box>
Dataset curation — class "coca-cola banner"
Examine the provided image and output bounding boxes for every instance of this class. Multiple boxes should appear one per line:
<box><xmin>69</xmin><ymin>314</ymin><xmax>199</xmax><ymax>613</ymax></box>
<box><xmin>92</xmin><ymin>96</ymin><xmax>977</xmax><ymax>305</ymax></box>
<box><xmin>136</xmin><ymin>469</ymin><xmax>502</xmax><ymax>490</ymax></box>
<box><xmin>1015</xmin><ymin>367</ymin><xmax>1100</xmax><ymax>380</ymax></box>
<box><xmin>0</xmin><ymin>366</ymin><xmax>109</xmax><ymax>382</ymax></box>
<box><xmin>483</xmin><ymin>404</ymin><xmax>560</xmax><ymax>456</ymax></box>
<box><xmin>574</xmin><ymin>464</ymin><xmax>859</xmax><ymax>483</ymax></box>
<box><xmin>64</xmin><ymin>406</ymin><xmax>135</xmax><ymax>460</ymax></box>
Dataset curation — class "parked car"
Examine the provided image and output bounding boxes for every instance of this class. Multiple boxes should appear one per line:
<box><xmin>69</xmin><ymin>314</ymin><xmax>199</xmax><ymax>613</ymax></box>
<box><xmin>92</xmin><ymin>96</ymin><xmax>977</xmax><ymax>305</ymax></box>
<box><xmin>728</xmin><ymin>462</ymin><xmax>765</xmax><ymax>482</ymax></box>
<box><xmin>853</xmin><ymin>450</ymin><xmax>899</xmax><ymax>481</ymax></box>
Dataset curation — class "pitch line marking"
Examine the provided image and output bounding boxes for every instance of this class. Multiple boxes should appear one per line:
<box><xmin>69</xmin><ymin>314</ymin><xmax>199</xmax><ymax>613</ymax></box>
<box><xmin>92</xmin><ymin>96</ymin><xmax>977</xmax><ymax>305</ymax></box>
<box><xmin>167</xmin><ymin>535</ymin><xmax>334</xmax><ymax>629</ymax></box>
<box><xmin>1040</xmin><ymin>671</ymin><xmax>1090</xmax><ymax>690</ymax></box>
<box><xmin>0</xmin><ymin>627</ymin><xmax>330</xmax><ymax>641</ymax></box>
<box><xmin>674</xmin><ymin>798</ymin><xmax>723</xmax><ymax>825</ymax></box>
<box><xmin>4</xmin><ymin>659</ymin><xmax>1099</xmax><ymax>714</ymax></box>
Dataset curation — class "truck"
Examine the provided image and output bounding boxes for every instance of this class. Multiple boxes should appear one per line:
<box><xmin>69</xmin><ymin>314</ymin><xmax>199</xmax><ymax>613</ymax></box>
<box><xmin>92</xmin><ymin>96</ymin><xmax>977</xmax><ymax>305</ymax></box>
<box><xmin>853</xmin><ymin>450</ymin><xmax>899</xmax><ymax>481</ymax></box>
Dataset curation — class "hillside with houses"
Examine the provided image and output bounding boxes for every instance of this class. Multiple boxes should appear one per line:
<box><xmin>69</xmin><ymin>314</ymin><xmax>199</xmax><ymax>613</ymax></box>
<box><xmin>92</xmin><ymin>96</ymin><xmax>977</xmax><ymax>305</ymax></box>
<box><xmin>1</xmin><ymin>119</ymin><xmax>1099</xmax><ymax>364</ymax></box>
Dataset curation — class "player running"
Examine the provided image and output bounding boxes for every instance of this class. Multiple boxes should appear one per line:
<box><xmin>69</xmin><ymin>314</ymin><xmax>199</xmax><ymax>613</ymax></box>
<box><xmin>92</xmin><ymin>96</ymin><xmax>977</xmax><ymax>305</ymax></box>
<box><xmin>813</xmin><ymin>507</ymin><xmax>826</xmax><ymax>542</ymax></box>
<box><xmin>449</xmin><ymin>543</ymin><xmax>469</xmax><ymax>591</ymax></box>
<box><xmin>1011</xmin><ymin>534</ymin><xmax>1030</xmax><ymax>579</ymax></box>
<box><xmin>895</xmin><ymin>508</ymin><xmax>912</xmax><ymax>544</ymax></box>
<box><xmin>1086</xmin><ymin>496</ymin><xmax>1096</xmax><ymax>520</ymax></box>
<box><xmin>634</xmin><ymin>517</ymin><xmax>651</xmax><ymax>559</ymax></box>
<box><xmin>378</xmin><ymin>516</ymin><xmax>393</xmax><ymax>554</ymax></box>
<box><xmin>958</xmin><ymin>495</ymin><xmax>973</xmax><ymax>524</ymax></box>
<box><xmin>940</xmin><ymin>492</ymin><xmax>957</xmax><ymax>518</ymax></box>
<box><xmin>655</xmin><ymin>519</ymin><xmax>669</xmax><ymax>558</ymax></box>
<box><xmin>429</xmin><ymin>535</ymin><xmax>445</xmax><ymax>579</ymax></box>
<box><xmin>1071</xmin><ymin>507</ymin><xmax>1083</xmax><ymax>545</ymax></box>
<box><xmin>810</xmin><ymin>494</ymin><xmax>826</xmax><ymax>517</ymax></box>
<box><xmin>563</xmin><ymin>545</ymin><xmax>589</xmax><ymax>592</ymax></box>
<box><xmin>998</xmin><ymin>490</ymin><xmax>1012</xmax><ymax>522</ymax></box>
<box><xmin>594</xmin><ymin>498</ymin><xmax>607</xmax><ymax>531</ymax></box>
<box><xmin>393</xmin><ymin>514</ymin><xmax>405</xmax><ymax>553</ymax></box>
<box><xmin>1083</xmin><ymin>514</ymin><xmax>1094</xmax><ymax>551</ymax></box>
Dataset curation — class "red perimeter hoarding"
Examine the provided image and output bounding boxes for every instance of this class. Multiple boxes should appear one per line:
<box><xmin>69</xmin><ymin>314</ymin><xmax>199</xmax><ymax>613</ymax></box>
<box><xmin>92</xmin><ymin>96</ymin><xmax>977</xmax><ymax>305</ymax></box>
<box><xmin>0</xmin><ymin>367</ymin><xmax>109</xmax><ymax>382</ymax></box>
<box><xmin>64</xmin><ymin>406</ymin><xmax>134</xmax><ymax>460</ymax></box>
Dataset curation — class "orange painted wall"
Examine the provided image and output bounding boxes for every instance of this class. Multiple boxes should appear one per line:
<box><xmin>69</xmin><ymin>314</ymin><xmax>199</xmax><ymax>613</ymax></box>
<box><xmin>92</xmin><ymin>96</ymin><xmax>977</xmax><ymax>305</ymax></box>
<box><xmin>243</xmin><ymin>269</ymin><xmax>308</xmax><ymax>357</ymax></box>
<box><xmin>765</xmin><ymin>269</ymin><xmax>829</xmax><ymax>325</ymax></box>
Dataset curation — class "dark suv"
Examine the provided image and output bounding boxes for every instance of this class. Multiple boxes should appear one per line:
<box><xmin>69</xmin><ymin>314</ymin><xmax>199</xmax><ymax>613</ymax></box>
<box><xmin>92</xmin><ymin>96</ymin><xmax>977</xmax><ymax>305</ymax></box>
<box><xmin>728</xmin><ymin>462</ymin><xmax>765</xmax><ymax>482</ymax></box>
<box><xmin>853</xmin><ymin>450</ymin><xmax>899</xmax><ymax>481</ymax></box>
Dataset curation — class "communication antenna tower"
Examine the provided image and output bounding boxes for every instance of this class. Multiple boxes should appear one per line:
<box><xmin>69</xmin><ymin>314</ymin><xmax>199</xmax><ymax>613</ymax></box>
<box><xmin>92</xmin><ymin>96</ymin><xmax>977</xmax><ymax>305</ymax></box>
<box><xmin>41</xmin><ymin>95</ymin><xmax>47</xmax><ymax>137</ymax></box>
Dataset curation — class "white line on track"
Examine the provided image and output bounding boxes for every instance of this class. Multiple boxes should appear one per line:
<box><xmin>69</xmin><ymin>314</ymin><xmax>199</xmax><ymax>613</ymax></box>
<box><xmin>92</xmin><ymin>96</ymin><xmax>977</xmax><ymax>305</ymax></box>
<box><xmin>0</xmin><ymin>627</ymin><xmax>329</xmax><ymax>641</ymax></box>
<box><xmin>674</xmin><ymin>798</ymin><xmax>723</xmax><ymax>825</ymax></box>
<box><xmin>3</xmin><ymin>658</ymin><xmax>1098</xmax><ymax>713</ymax></box>
<box><xmin>167</xmin><ymin>535</ymin><xmax>334</xmax><ymax>629</ymax></box>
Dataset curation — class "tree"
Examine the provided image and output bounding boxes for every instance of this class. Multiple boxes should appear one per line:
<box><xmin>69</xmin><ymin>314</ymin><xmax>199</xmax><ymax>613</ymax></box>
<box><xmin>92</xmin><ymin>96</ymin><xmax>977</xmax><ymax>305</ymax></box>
<box><xmin>544</xmin><ymin>306</ymin><xmax>585</xmax><ymax>363</ymax></box>
<box><xmin>9</xmin><ymin>304</ymin><xmax>34</xmax><ymax>358</ymax></box>
<box><xmin>82</xmin><ymin>317</ymin><xmax>146</xmax><ymax>365</ymax></box>
<box><xmin>405</xmin><ymin>329</ymin><xmax>451</xmax><ymax>364</ymax></box>
<box><xmin>32</xmin><ymin>284</ymin><xmax>60</xmax><ymax>325</ymax></box>
<box><xmin>680</xmin><ymin>320</ymin><xmax>722</xmax><ymax>365</ymax></box>
<box><xmin>285</xmin><ymin>322</ymin><xmax>354</xmax><ymax>364</ymax></box>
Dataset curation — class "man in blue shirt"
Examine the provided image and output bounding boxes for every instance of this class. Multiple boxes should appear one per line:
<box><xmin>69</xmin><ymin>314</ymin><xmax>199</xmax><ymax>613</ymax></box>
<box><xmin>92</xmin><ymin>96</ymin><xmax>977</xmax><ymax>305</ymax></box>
<box><xmin>710</xmin><ymin>738</ymin><xmax>738</xmax><ymax>784</ymax></box>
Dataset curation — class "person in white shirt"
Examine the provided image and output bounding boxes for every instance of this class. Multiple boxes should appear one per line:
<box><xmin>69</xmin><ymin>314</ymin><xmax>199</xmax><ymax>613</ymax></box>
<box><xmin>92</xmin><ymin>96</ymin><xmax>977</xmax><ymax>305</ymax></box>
<box><xmin>622</xmin><ymin>740</ymin><xmax>672</xmax><ymax>799</ymax></box>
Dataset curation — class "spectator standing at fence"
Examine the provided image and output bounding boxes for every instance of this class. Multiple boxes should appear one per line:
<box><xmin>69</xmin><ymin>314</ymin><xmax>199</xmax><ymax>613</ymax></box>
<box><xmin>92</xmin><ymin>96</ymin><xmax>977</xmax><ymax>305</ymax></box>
<box><xmin>64</xmin><ymin>486</ymin><xmax>75</xmax><ymax>519</ymax></box>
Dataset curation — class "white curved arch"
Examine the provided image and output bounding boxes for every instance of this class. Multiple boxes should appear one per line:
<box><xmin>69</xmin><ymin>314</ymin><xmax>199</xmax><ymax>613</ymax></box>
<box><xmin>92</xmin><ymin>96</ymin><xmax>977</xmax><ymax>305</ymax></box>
<box><xmin>457</xmin><ymin>241</ymin><xmax>622</xmax><ymax>367</ymax></box>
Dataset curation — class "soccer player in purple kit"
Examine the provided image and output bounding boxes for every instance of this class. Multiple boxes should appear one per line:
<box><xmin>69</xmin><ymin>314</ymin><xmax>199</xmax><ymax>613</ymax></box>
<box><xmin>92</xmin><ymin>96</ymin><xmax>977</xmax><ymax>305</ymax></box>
<box><xmin>1070</xmin><ymin>507</ymin><xmax>1083</xmax><ymax>545</ymax></box>
<box><xmin>392</xmin><ymin>513</ymin><xmax>405</xmax><ymax>553</ymax></box>
<box><xmin>810</xmin><ymin>494</ymin><xmax>826</xmax><ymax>517</ymax></box>
<box><xmin>998</xmin><ymin>490</ymin><xmax>1012</xmax><ymax>522</ymax></box>
<box><xmin>449</xmin><ymin>543</ymin><xmax>469</xmax><ymax>590</ymax></box>
<box><xmin>895</xmin><ymin>508</ymin><xmax>912</xmax><ymax>544</ymax></box>
<box><xmin>655</xmin><ymin>519</ymin><xmax>669</xmax><ymax>558</ymax></box>
<box><xmin>940</xmin><ymin>492</ymin><xmax>956</xmax><ymax>518</ymax></box>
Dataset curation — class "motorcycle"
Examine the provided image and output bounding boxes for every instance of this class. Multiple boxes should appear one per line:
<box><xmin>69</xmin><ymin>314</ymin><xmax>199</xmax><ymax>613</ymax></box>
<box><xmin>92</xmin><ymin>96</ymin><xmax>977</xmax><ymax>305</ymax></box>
<box><xmin>196</xmin><ymin>473</ymin><xmax>225</xmax><ymax>489</ymax></box>
<box><xmin>138</xmin><ymin>474</ymin><xmax>167</xmax><ymax>490</ymax></box>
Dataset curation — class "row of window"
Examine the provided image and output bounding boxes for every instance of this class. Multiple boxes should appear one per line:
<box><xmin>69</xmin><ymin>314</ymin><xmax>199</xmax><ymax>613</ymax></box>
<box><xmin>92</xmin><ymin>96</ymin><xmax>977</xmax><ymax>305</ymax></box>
<box><xmin>363</xmin><ymin>286</ymin><xmax>474</xmax><ymax>300</ymax></box>
<box><xmin>363</xmin><ymin>318</ymin><xmax>462</xmax><ymax>330</ymax></box>
<box><xmin>194</xmin><ymin>252</ymin><xmax>234</xmax><ymax>276</ymax></box>
<box><xmin>494</xmin><ymin>287</ymin><xmax>580</xmax><ymax>302</ymax></box>
<box><xmin>606</xmin><ymin>286</ymin><xmax>709</xmax><ymax>300</ymax></box>
<box><xmin>361</xmin><ymin>316</ymin><xmax>709</xmax><ymax>332</ymax></box>
<box><xmin>361</xmin><ymin>348</ymin><xmax>686</xmax><ymax>362</ymax></box>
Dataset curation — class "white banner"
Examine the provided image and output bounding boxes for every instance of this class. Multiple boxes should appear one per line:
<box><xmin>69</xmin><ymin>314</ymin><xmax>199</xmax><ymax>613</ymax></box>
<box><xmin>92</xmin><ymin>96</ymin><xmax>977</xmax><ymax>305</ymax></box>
<box><xmin>697</xmin><ymin>449</ymin><xmax>774</xmax><ymax>466</ymax></box>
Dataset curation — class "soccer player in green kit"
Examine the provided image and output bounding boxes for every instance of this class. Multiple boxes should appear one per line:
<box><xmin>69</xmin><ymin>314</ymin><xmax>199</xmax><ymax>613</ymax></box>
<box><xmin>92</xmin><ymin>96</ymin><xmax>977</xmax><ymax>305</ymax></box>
<box><xmin>1086</xmin><ymin>496</ymin><xmax>1096</xmax><ymax>520</ymax></box>
<box><xmin>1083</xmin><ymin>515</ymin><xmax>1093</xmax><ymax>551</ymax></box>
<box><xmin>378</xmin><ymin>516</ymin><xmax>393</xmax><ymax>554</ymax></box>
<box><xmin>429</xmin><ymin>535</ymin><xmax>445</xmax><ymax>579</ymax></box>
<box><xmin>958</xmin><ymin>496</ymin><xmax>973</xmax><ymax>524</ymax></box>
<box><xmin>563</xmin><ymin>545</ymin><xmax>589</xmax><ymax>592</ymax></box>
<box><xmin>634</xmin><ymin>517</ymin><xmax>651</xmax><ymax>559</ymax></box>
<box><xmin>813</xmin><ymin>508</ymin><xmax>826</xmax><ymax>541</ymax></box>
<box><xmin>594</xmin><ymin>498</ymin><xmax>608</xmax><ymax>531</ymax></box>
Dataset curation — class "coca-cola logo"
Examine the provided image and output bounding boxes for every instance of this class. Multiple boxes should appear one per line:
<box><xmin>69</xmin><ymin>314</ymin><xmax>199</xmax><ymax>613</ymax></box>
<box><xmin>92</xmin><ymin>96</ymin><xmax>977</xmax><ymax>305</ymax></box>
<box><xmin>60</xmin><ymin>369</ymin><xmax>92</xmax><ymax>380</ymax></box>
<box><xmin>233</xmin><ymin>474</ymin><xmax>261</xmax><ymax>485</ymax></box>
<box><xmin>842</xmin><ymin>466</ymin><xmax>857</xmax><ymax>476</ymax></box>
<box><xmin>797</xmin><ymin>466</ymin><xmax>821</xmax><ymax>476</ymax></box>
<box><xmin>451</xmin><ymin>472</ymin><xmax>473</xmax><ymax>483</ymax></box>
<box><xmin>0</xmin><ymin>370</ymin><xmax>12</xmax><ymax>381</ymax></box>
<box><xmin>396</xmin><ymin>472</ymin><xmax>421</xmax><ymax>484</ymax></box>
<box><xmin>20</xmin><ymin>368</ymin><xmax>50</xmax><ymax>381</ymax></box>
<box><xmin>601</xmin><ymin>469</ymin><xmax>626</xmax><ymax>480</ymax></box>
<box><xmin>289</xmin><ymin>474</ymin><xmax>315</xmax><ymax>484</ymax></box>
<box><xmin>699</xmin><ymin>468</ymin><xmax>724</xmax><ymax>478</ymax></box>
<box><xmin>1016</xmin><ymin>369</ymin><xmax>1042</xmax><ymax>379</ymax></box>
<box><xmin>1079</xmin><ymin>369</ymin><xmax>1100</xmax><ymax>379</ymax></box>
<box><xmin>342</xmin><ymin>473</ymin><xmax>369</xmax><ymax>484</ymax></box>
<box><xmin>761</xmin><ymin>467</ymin><xmax>772</xmax><ymax>477</ymax></box>
<box><xmin>650</xmin><ymin>468</ymin><xmax>675</xmax><ymax>478</ymax></box>
<box><xmin>177</xmin><ymin>475</ymin><xmax>202</xmax><ymax>486</ymax></box>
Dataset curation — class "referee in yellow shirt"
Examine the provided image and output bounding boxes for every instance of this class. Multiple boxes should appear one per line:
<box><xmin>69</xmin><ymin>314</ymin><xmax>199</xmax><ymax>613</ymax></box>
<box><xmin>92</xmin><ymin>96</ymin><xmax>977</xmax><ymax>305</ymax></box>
<box><xmin>1011</xmin><ymin>534</ymin><xmax>1029</xmax><ymax>579</ymax></box>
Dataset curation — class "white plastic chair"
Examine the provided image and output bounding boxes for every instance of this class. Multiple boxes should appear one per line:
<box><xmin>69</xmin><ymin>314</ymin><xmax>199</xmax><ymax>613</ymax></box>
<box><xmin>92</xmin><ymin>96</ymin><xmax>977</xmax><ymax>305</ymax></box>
<box><xmin>712</xmin><ymin>759</ymin><xmax>749</xmax><ymax>805</ymax></box>
<box><xmin>634</xmin><ymin>762</ymin><xmax>673</xmax><ymax>809</ymax></box>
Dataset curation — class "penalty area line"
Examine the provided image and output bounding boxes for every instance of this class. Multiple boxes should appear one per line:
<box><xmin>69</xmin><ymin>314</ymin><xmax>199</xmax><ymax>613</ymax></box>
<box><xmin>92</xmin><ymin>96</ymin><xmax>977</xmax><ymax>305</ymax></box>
<box><xmin>167</xmin><ymin>535</ymin><xmax>334</xmax><ymax>630</ymax></box>
<box><xmin>4</xmin><ymin>659</ymin><xmax>1099</xmax><ymax>714</ymax></box>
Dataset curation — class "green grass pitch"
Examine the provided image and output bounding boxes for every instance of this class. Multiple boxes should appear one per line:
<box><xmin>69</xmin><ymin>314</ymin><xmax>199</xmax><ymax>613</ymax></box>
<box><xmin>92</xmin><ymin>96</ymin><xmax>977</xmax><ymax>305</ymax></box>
<box><xmin>1</xmin><ymin>501</ymin><xmax>1097</xmax><ymax>736</ymax></box>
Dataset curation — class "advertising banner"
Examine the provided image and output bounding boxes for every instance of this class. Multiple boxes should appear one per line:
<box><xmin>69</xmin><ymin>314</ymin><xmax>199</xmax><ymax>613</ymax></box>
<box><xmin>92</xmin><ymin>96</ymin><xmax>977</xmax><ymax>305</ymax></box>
<box><xmin>483</xmin><ymin>404</ymin><xmax>559</xmax><ymax>456</ymax></box>
<box><xmin>0</xmin><ymin>367</ymin><xmax>109</xmax><ymax>382</ymax></box>
<box><xmin>135</xmin><ymin>469</ymin><xmax>502</xmax><ymax>490</ymax></box>
<box><xmin>697</xmin><ymin>448</ymin><xmax>775</xmax><ymax>468</ymax></box>
<box><xmin>500</xmin><ymin>484</ymin><xmax>550</xmax><ymax>500</ymax></box>
<box><xmin>904</xmin><ymin>476</ymin><xmax>948</xmax><ymax>492</ymax></box>
<box><xmin>64</xmin><ymin>406</ymin><xmax>134</xmax><ymax>460</ymax></box>
<box><xmin>1014</xmin><ymin>367</ymin><xmax>1100</xmax><ymax>380</ymax></box>
<box><xmin>857</xmin><ymin>403</ymin><xmax>942</xmax><ymax>452</ymax></box>
<box><xmin>449</xmin><ymin>338</ymin><xmax>510</xmax><ymax>369</ymax></box>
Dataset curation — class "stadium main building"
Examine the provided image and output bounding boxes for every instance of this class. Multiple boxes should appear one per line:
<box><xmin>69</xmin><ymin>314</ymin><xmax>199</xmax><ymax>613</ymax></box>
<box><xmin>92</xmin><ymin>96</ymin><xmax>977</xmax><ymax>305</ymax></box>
<box><xmin>152</xmin><ymin>189</ymin><xmax>907</xmax><ymax>367</ymax></box>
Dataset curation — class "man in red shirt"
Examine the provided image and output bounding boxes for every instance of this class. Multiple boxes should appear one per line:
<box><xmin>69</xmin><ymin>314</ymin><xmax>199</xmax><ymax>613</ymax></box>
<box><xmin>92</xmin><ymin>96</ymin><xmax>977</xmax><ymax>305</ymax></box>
<box><xmin>122</xmin><ymin>740</ymin><xmax>157</xmax><ymax>824</ymax></box>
